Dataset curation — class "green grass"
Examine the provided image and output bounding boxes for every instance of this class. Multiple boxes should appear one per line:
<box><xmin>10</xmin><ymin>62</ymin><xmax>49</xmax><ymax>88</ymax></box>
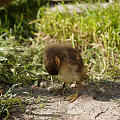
<box><xmin>0</xmin><ymin>0</ymin><xmax>120</xmax><ymax>119</ymax></box>
<box><xmin>0</xmin><ymin>0</ymin><xmax>47</xmax><ymax>84</ymax></box>
<box><xmin>0</xmin><ymin>0</ymin><xmax>119</xmax><ymax>85</ymax></box>
<box><xmin>0</xmin><ymin>84</ymin><xmax>24</xmax><ymax>119</ymax></box>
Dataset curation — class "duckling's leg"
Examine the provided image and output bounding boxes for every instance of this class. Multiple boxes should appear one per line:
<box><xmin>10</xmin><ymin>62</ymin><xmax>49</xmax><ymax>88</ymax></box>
<box><xmin>53</xmin><ymin>82</ymin><xmax>66</xmax><ymax>95</ymax></box>
<box><xmin>64</xmin><ymin>81</ymin><xmax>82</xmax><ymax>103</ymax></box>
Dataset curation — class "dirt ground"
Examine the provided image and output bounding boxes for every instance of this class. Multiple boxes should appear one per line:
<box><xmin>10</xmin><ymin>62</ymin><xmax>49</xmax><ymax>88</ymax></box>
<box><xmin>9</xmin><ymin>80</ymin><xmax>120</xmax><ymax>120</ymax></box>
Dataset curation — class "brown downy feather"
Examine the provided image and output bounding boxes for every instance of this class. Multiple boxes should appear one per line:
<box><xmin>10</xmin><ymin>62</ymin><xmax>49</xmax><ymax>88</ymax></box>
<box><xmin>44</xmin><ymin>43</ymin><xmax>85</xmax><ymax>83</ymax></box>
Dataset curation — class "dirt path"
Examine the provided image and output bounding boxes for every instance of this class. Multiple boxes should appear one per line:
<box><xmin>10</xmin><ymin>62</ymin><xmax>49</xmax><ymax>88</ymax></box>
<box><xmin>24</xmin><ymin>96</ymin><xmax>120</xmax><ymax>120</ymax></box>
<box><xmin>48</xmin><ymin>2</ymin><xmax>115</xmax><ymax>14</ymax></box>
<box><xmin>10</xmin><ymin>81</ymin><xmax>120</xmax><ymax>120</ymax></box>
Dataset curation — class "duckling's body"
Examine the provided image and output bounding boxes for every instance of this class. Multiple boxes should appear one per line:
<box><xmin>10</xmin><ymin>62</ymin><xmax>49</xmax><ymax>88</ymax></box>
<box><xmin>44</xmin><ymin>43</ymin><xmax>85</xmax><ymax>102</ymax></box>
<box><xmin>58</xmin><ymin>61</ymin><xmax>83</xmax><ymax>83</ymax></box>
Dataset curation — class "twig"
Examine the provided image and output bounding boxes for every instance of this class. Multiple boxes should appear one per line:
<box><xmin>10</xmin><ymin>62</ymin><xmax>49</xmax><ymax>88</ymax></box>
<box><xmin>95</xmin><ymin>108</ymin><xmax>109</xmax><ymax>119</ymax></box>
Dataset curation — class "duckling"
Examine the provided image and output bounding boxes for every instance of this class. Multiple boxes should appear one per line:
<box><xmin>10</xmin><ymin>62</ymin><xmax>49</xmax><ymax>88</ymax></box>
<box><xmin>44</xmin><ymin>43</ymin><xmax>86</xmax><ymax>102</ymax></box>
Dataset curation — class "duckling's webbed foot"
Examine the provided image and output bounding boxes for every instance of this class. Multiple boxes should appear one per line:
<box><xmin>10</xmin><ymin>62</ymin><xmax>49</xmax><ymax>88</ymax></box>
<box><xmin>64</xmin><ymin>81</ymin><xmax>82</xmax><ymax>103</ymax></box>
<box><xmin>64</xmin><ymin>93</ymin><xmax>79</xmax><ymax>103</ymax></box>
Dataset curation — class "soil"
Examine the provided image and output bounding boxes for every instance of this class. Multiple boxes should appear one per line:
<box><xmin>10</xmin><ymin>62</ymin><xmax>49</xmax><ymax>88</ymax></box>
<box><xmin>48</xmin><ymin>2</ymin><xmax>114</xmax><ymax>14</ymax></box>
<box><xmin>8</xmin><ymin>80</ymin><xmax>120</xmax><ymax>120</ymax></box>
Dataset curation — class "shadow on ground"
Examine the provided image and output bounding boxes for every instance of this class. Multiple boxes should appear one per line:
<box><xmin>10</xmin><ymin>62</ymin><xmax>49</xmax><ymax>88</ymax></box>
<box><xmin>29</xmin><ymin>80</ymin><xmax>120</xmax><ymax>102</ymax></box>
<box><xmin>83</xmin><ymin>81</ymin><xmax>120</xmax><ymax>101</ymax></box>
<box><xmin>4</xmin><ymin>79</ymin><xmax>120</xmax><ymax>120</ymax></box>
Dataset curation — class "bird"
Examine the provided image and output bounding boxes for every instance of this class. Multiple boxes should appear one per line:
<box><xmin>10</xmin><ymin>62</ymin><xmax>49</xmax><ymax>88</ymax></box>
<box><xmin>44</xmin><ymin>43</ymin><xmax>86</xmax><ymax>102</ymax></box>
